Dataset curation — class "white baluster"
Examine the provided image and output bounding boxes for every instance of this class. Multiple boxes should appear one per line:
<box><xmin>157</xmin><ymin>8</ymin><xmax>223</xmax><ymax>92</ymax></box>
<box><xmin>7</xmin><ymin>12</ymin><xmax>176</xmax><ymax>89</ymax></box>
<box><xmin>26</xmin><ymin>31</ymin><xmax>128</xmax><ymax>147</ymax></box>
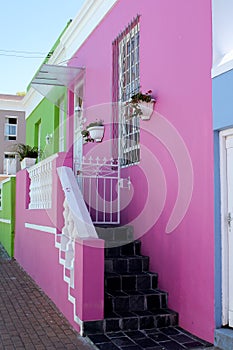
<box><xmin>28</xmin><ymin>155</ymin><xmax>55</xmax><ymax>209</ymax></box>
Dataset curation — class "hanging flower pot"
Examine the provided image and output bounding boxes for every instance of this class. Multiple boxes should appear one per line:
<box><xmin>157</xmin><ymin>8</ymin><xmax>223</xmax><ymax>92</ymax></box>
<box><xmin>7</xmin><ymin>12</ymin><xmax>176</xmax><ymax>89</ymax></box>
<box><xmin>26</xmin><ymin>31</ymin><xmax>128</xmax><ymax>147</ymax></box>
<box><xmin>138</xmin><ymin>99</ymin><xmax>156</xmax><ymax>120</ymax></box>
<box><xmin>82</xmin><ymin>120</ymin><xmax>105</xmax><ymax>143</ymax></box>
<box><xmin>128</xmin><ymin>90</ymin><xmax>156</xmax><ymax>120</ymax></box>
<box><xmin>87</xmin><ymin>125</ymin><xmax>105</xmax><ymax>142</ymax></box>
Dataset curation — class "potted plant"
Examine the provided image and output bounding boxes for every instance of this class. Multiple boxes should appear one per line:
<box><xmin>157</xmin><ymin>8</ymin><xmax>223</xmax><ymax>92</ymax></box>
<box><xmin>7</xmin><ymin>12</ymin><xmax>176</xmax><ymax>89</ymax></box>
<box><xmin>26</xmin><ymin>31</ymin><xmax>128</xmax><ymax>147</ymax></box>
<box><xmin>127</xmin><ymin>89</ymin><xmax>156</xmax><ymax>120</ymax></box>
<box><xmin>81</xmin><ymin>129</ymin><xmax>94</xmax><ymax>143</ymax></box>
<box><xmin>82</xmin><ymin>119</ymin><xmax>105</xmax><ymax>142</ymax></box>
<box><xmin>13</xmin><ymin>143</ymin><xmax>40</xmax><ymax>169</ymax></box>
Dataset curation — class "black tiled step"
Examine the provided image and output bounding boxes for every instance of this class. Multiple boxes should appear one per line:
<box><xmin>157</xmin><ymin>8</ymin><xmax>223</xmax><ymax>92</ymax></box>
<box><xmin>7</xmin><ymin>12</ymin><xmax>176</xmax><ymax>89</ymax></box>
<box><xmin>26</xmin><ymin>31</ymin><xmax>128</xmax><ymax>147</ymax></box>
<box><xmin>105</xmin><ymin>271</ymin><xmax>158</xmax><ymax>291</ymax></box>
<box><xmin>86</xmin><ymin>327</ymin><xmax>213</xmax><ymax>350</ymax></box>
<box><xmin>105</xmin><ymin>255</ymin><xmax>149</xmax><ymax>274</ymax></box>
<box><xmin>95</xmin><ymin>226</ymin><xmax>134</xmax><ymax>243</ymax></box>
<box><xmin>84</xmin><ymin>310</ymin><xmax>178</xmax><ymax>335</ymax></box>
<box><xmin>105</xmin><ymin>289</ymin><xmax>168</xmax><ymax>313</ymax></box>
<box><xmin>105</xmin><ymin>240</ymin><xmax>141</xmax><ymax>258</ymax></box>
<box><xmin>94</xmin><ymin>225</ymin><xmax>182</xmax><ymax>345</ymax></box>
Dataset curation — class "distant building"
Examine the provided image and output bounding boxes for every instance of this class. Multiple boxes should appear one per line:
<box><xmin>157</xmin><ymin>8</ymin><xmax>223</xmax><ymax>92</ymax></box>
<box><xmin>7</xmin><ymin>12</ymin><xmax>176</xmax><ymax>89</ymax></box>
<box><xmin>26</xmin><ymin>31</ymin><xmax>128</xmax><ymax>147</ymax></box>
<box><xmin>0</xmin><ymin>94</ymin><xmax>25</xmax><ymax>174</ymax></box>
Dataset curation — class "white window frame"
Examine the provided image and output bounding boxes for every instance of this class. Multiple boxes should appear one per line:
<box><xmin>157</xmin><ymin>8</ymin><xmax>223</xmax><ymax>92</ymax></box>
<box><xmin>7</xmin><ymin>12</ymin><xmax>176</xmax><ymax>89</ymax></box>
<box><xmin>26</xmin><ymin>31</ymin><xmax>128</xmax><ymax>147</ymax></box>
<box><xmin>59</xmin><ymin>99</ymin><xmax>65</xmax><ymax>152</ymax></box>
<box><xmin>118</xmin><ymin>22</ymin><xmax>140</xmax><ymax>167</ymax></box>
<box><xmin>4</xmin><ymin>116</ymin><xmax>18</xmax><ymax>141</ymax></box>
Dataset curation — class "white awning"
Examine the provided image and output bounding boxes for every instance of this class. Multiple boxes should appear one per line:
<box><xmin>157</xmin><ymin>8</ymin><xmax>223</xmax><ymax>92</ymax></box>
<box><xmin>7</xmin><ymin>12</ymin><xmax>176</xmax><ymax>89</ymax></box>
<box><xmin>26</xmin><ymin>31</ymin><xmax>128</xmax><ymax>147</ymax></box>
<box><xmin>31</xmin><ymin>64</ymin><xmax>85</xmax><ymax>108</ymax></box>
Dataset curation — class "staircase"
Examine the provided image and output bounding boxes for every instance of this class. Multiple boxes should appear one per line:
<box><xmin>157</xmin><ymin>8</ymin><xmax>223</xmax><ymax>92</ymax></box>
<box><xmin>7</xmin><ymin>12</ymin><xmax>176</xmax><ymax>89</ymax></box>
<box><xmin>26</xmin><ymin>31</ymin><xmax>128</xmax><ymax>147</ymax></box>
<box><xmin>83</xmin><ymin>226</ymin><xmax>178</xmax><ymax>335</ymax></box>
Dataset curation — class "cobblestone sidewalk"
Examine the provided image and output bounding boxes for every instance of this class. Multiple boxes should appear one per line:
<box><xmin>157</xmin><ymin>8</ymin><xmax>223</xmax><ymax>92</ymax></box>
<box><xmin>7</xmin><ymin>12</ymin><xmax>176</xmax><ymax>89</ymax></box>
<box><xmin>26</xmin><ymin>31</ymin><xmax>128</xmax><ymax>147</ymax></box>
<box><xmin>0</xmin><ymin>244</ymin><xmax>95</xmax><ymax>350</ymax></box>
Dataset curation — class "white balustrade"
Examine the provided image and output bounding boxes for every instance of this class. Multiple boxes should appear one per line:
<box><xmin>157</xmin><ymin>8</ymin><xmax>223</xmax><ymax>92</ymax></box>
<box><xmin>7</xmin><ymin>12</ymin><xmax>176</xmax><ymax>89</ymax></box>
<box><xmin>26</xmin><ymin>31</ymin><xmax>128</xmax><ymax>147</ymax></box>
<box><xmin>28</xmin><ymin>155</ymin><xmax>57</xmax><ymax>209</ymax></box>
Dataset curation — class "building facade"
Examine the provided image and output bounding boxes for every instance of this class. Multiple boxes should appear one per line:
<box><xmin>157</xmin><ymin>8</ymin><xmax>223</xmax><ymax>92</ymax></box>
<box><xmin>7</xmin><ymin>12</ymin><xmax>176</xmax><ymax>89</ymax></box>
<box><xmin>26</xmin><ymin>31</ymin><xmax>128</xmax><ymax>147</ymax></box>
<box><xmin>14</xmin><ymin>0</ymin><xmax>215</xmax><ymax>345</ymax></box>
<box><xmin>212</xmin><ymin>1</ymin><xmax>233</xmax><ymax>348</ymax></box>
<box><xmin>0</xmin><ymin>94</ymin><xmax>25</xmax><ymax>175</ymax></box>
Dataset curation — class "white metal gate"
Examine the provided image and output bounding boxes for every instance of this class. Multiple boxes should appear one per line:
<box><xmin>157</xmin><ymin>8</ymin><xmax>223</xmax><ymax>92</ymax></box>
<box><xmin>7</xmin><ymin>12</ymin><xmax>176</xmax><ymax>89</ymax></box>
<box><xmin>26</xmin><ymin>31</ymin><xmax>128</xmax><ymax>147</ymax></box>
<box><xmin>74</xmin><ymin>157</ymin><xmax>121</xmax><ymax>224</ymax></box>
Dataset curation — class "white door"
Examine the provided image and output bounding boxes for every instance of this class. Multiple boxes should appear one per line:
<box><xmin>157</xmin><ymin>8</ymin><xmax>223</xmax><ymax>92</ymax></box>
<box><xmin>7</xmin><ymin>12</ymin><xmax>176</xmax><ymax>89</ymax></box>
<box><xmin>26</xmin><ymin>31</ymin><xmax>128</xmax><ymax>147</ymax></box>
<box><xmin>226</xmin><ymin>135</ymin><xmax>233</xmax><ymax>327</ymax></box>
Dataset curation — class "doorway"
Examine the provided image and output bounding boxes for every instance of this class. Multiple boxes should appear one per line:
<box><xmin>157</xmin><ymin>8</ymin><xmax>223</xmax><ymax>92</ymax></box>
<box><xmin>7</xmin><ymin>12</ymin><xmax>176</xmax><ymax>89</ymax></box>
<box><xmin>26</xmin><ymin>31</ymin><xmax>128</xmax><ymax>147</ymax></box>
<box><xmin>220</xmin><ymin>128</ymin><xmax>233</xmax><ymax>327</ymax></box>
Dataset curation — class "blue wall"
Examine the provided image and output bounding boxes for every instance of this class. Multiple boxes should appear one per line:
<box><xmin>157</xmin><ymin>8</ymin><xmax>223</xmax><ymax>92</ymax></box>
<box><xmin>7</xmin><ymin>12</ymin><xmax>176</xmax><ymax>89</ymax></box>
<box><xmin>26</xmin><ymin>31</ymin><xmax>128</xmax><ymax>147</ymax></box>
<box><xmin>213</xmin><ymin>69</ymin><xmax>233</xmax><ymax>131</ymax></box>
<box><xmin>213</xmin><ymin>68</ymin><xmax>233</xmax><ymax>329</ymax></box>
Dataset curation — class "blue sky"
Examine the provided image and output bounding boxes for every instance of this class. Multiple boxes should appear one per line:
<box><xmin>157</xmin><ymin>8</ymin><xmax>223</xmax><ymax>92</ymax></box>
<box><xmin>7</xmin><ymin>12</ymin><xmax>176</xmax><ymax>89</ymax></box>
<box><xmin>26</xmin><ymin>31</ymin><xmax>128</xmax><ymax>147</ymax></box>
<box><xmin>0</xmin><ymin>1</ymin><xmax>85</xmax><ymax>95</ymax></box>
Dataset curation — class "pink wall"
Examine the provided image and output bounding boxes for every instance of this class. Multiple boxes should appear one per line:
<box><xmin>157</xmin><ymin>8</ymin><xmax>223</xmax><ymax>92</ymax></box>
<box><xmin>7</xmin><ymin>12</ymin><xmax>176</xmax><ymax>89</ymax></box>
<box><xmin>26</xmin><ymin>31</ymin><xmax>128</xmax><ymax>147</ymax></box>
<box><xmin>14</xmin><ymin>153</ymin><xmax>104</xmax><ymax>331</ymax></box>
<box><xmin>69</xmin><ymin>0</ymin><xmax>214</xmax><ymax>342</ymax></box>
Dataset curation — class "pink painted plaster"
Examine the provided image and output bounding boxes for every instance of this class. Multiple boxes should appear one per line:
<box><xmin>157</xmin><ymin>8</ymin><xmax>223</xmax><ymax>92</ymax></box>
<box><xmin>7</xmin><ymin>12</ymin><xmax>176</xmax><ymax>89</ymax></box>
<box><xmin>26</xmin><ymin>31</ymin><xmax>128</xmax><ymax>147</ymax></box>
<box><xmin>14</xmin><ymin>152</ymin><xmax>104</xmax><ymax>332</ymax></box>
<box><xmin>68</xmin><ymin>0</ymin><xmax>214</xmax><ymax>342</ymax></box>
<box><xmin>75</xmin><ymin>238</ymin><xmax>104</xmax><ymax>321</ymax></box>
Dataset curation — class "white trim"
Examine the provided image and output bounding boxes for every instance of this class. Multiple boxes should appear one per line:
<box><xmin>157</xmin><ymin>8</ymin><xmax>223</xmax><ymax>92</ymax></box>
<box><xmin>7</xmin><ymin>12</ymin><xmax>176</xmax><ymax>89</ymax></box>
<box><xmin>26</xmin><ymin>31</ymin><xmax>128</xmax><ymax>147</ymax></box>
<box><xmin>212</xmin><ymin>59</ymin><xmax>233</xmax><ymax>78</ymax></box>
<box><xmin>22</xmin><ymin>0</ymin><xmax>118</xmax><ymax>115</ymax></box>
<box><xmin>219</xmin><ymin>128</ymin><xmax>233</xmax><ymax>325</ymax></box>
<box><xmin>22</xmin><ymin>89</ymin><xmax>44</xmax><ymax>119</ymax></box>
<box><xmin>27</xmin><ymin>153</ymin><xmax>58</xmax><ymax>171</ymax></box>
<box><xmin>220</xmin><ymin>128</ymin><xmax>233</xmax><ymax>138</ymax></box>
<box><xmin>58</xmin><ymin>0</ymin><xmax>118</xmax><ymax>63</ymax></box>
<box><xmin>0</xmin><ymin>99</ymin><xmax>24</xmax><ymax>111</ymax></box>
<box><xmin>25</xmin><ymin>223</ymin><xmax>57</xmax><ymax>234</ymax></box>
<box><xmin>0</xmin><ymin>218</ymin><xmax>11</xmax><ymax>224</ymax></box>
<box><xmin>4</xmin><ymin>152</ymin><xmax>17</xmax><ymax>155</ymax></box>
<box><xmin>220</xmin><ymin>129</ymin><xmax>229</xmax><ymax>325</ymax></box>
<box><xmin>0</xmin><ymin>177</ymin><xmax>15</xmax><ymax>185</ymax></box>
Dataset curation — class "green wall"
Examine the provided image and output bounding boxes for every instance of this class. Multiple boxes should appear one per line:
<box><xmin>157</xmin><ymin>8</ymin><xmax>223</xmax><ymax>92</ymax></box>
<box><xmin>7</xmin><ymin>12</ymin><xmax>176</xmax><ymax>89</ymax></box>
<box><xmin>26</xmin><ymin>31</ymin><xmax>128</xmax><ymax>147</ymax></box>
<box><xmin>26</xmin><ymin>97</ymin><xmax>67</xmax><ymax>159</ymax></box>
<box><xmin>0</xmin><ymin>177</ymin><xmax>16</xmax><ymax>257</ymax></box>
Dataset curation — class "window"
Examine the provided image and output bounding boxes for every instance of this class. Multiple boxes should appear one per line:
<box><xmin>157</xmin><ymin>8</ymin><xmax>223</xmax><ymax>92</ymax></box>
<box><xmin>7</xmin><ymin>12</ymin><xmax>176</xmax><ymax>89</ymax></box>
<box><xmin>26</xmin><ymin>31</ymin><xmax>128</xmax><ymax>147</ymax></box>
<box><xmin>118</xmin><ymin>23</ymin><xmax>140</xmax><ymax>102</ymax></box>
<box><xmin>4</xmin><ymin>117</ymin><xmax>17</xmax><ymax>141</ymax></box>
<box><xmin>112</xmin><ymin>17</ymin><xmax>140</xmax><ymax>167</ymax></box>
<box><xmin>4</xmin><ymin>153</ymin><xmax>17</xmax><ymax>175</ymax></box>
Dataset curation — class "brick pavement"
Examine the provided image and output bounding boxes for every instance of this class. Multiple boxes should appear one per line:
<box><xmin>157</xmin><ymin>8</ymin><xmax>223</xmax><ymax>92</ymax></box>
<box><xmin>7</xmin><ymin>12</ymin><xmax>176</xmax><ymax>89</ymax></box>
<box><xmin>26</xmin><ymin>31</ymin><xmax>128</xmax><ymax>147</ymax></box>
<box><xmin>0</xmin><ymin>245</ymin><xmax>221</xmax><ymax>350</ymax></box>
<box><xmin>0</xmin><ymin>244</ymin><xmax>95</xmax><ymax>350</ymax></box>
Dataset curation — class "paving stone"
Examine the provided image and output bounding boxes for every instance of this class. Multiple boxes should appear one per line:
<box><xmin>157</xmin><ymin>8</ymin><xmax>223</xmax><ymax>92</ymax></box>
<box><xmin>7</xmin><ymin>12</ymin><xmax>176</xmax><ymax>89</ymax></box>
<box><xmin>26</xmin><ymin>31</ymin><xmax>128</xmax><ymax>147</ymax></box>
<box><xmin>0</xmin><ymin>245</ymin><xmax>95</xmax><ymax>350</ymax></box>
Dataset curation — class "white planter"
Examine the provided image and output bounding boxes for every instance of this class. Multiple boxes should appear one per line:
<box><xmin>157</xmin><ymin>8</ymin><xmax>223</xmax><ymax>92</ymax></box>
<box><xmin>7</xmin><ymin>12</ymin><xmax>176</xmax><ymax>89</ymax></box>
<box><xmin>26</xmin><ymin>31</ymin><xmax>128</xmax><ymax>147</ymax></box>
<box><xmin>87</xmin><ymin>126</ymin><xmax>105</xmax><ymax>142</ymax></box>
<box><xmin>139</xmin><ymin>100</ymin><xmax>155</xmax><ymax>120</ymax></box>
<box><xmin>20</xmin><ymin>157</ymin><xmax>37</xmax><ymax>169</ymax></box>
